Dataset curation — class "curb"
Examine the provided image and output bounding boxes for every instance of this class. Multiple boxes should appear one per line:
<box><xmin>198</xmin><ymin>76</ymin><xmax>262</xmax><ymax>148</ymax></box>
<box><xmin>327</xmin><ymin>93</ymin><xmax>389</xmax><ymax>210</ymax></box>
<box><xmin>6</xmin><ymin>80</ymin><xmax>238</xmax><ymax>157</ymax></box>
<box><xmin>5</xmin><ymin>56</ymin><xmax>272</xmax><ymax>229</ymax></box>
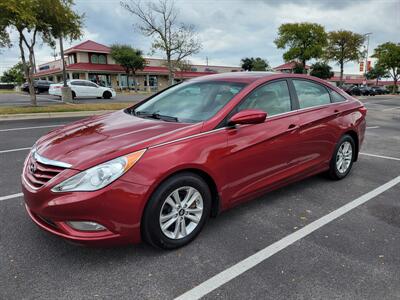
<box><xmin>0</xmin><ymin>110</ymin><xmax>116</xmax><ymax>121</ymax></box>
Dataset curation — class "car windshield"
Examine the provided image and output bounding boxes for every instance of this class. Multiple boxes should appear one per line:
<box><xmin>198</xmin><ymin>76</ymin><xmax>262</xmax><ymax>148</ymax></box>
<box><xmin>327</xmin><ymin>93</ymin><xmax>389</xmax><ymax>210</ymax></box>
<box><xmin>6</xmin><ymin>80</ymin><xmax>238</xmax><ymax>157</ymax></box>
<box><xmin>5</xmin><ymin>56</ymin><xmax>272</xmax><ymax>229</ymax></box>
<box><xmin>131</xmin><ymin>80</ymin><xmax>247</xmax><ymax>123</ymax></box>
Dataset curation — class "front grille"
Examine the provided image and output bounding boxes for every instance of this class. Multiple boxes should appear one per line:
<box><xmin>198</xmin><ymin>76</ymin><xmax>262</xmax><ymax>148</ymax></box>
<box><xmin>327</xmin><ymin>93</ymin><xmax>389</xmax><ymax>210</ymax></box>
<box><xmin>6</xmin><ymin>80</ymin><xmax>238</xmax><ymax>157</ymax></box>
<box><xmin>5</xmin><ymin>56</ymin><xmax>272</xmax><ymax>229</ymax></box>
<box><xmin>24</xmin><ymin>154</ymin><xmax>66</xmax><ymax>189</ymax></box>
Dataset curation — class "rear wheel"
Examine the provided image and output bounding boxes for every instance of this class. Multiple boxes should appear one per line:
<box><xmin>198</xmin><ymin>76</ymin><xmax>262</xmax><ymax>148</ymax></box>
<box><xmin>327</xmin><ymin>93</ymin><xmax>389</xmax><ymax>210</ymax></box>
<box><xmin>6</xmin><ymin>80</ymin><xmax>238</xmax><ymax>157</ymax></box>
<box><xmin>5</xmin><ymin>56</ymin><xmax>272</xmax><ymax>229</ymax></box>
<box><xmin>328</xmin><ymin>135</ymin><xmax>355</xmax><ymax>180</ymax></box>
<box><xmin>141</xmin><ymin>173</ymin><xmax>211</xmax><ymax>249</ymax></box>
<box><xmin>71</xmin><ymin>91</ymin><xmax>76</xmax><ymax>99</ymax></box>
<box><xmin>103</xmin><ymin>91</ymin><xmax>112</xmax><ymax>99</ymax></box>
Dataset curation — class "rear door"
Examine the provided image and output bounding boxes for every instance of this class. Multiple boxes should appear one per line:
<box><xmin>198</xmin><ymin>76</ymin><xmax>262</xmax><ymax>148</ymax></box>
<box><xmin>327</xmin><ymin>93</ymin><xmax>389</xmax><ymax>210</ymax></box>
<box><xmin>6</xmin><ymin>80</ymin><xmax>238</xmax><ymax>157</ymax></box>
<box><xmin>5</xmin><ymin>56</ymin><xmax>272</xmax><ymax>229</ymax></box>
<box><xmin>70</xmin><ymin>81</ymin><xmax>87</xmax><ymax>97</ymax></box>
<box><xmin>225</xmin><ymin>79</ymin><xmax>300</xmax><ymax>204</ymax></box>
<box><xmin>84</xmin><ymin>81</ymin><xmax>101</xmax><ymax>98</ymax></box>
<box><xmin>288</xmin><ymin>79</ymin><xmax>340</xmax><ymax>173</ymax></box>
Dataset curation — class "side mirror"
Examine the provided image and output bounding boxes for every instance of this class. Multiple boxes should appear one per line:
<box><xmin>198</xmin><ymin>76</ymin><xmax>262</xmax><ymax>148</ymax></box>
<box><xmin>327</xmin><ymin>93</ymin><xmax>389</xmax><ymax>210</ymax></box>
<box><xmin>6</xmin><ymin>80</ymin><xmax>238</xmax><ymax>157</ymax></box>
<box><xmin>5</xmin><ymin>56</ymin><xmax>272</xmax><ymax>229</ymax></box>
<box><xmin>228</xmin><ymin>109</ymin><xmax>267</xmax><ymax>126</ymax></box>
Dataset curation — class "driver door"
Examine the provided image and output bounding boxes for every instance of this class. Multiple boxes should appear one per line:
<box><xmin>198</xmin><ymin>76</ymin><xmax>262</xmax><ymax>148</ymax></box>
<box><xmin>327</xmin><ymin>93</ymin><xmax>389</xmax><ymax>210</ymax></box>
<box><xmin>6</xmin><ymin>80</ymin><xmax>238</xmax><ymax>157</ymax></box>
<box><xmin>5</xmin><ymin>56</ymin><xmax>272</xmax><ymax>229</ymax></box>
<box><xmin>225</xmin><ymin>80</ymin><xmax>300</xmax><ymax>204</ymax></box>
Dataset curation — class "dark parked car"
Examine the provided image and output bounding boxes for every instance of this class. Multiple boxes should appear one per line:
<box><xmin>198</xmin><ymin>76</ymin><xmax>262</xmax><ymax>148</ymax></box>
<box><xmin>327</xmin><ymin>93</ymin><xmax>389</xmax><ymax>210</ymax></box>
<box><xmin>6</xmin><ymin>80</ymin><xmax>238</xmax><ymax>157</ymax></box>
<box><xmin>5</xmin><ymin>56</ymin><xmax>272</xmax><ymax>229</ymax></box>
<box><xmin>371</xmin><ymin>86</ymin><xmax>388</xmax><ymax>95</ymax></box>
<box><xmin>22</xmin><ymin>80</ymin><xmax>53</xmax><ymax>94</ymax></box>
<box><xmin>347</xmin><ymin>86</ymin><xmax>376</xmax><ymax>96</ymax></box>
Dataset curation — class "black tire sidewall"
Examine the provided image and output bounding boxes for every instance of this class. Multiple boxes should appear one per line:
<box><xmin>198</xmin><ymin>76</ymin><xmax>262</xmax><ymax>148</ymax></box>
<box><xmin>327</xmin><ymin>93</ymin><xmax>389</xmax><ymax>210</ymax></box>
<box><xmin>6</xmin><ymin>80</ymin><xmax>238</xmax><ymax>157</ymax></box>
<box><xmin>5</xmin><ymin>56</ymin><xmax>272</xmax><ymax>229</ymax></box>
<box><xmin>142</xmin><ymin>173</ymin><xmax>211</xmax><ymax>249</ymax></box>
<box><xmin>103</xmin><ymin>91</ymin><xmax>111</xmax><ymax>99</ymax></box>
<box><xmin>330</xmin><ymin>135</ymin><xmax>355</xmax><ymax>179</ymax></box>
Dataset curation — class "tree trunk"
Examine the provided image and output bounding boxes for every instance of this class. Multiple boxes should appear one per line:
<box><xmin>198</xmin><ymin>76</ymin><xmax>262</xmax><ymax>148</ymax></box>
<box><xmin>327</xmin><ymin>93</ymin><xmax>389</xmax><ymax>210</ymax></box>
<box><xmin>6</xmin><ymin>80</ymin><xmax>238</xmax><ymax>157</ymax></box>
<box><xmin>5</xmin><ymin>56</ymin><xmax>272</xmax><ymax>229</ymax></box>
<box><xmin>302</xmin><ymin>59</ymin><xmax>306</xmax><ymax>74</ymax></box>
<box><xmin>28</xmin><ymin>46</ymin><xmax>37</xmax><ymax>105</ymax></box>
<box><xmin>167</xmin><ymin>55</ymin><xmax>174</xmax><ymax>86</ymax></box>
<box><xmin>132</xmin><ymin>72</ymin><xmax>137</xmax><ymax>92</ymax></box>
<box><xmin>339</xmin><ymin>62</ymin><xmax>344</xmax><ymax>87</ymax></box>
<box><xmin>18</xmin><ymin>35</ymin><xmax>36</xmax><ymax>106</ymax></box>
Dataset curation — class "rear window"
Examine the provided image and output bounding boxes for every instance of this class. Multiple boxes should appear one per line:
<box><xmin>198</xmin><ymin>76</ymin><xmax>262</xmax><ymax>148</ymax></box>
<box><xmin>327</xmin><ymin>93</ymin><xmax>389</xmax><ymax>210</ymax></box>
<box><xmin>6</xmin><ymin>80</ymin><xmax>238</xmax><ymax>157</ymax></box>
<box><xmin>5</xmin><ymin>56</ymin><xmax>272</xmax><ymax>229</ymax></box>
<box><xmin>330</xmin><ymin>90</ymin><xmax>346</xmax><ymax>102</ymax></box>
<box><xmin>293</xmin><ymin>80</ymin><xmax>331</xmax><ymax>109</ymax></box>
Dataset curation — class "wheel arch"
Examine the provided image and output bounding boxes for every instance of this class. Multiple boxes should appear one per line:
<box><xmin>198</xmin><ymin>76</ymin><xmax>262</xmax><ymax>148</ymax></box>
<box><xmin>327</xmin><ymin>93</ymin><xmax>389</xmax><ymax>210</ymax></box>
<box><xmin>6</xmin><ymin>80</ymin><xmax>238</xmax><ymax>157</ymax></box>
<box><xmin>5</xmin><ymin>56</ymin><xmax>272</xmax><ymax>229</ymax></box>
<box><xmin>344</xmin><ymin>130</ymin><xmax>359</xmax><ymax>161</ymax></box>
<box><xmin>146</xmin><ymin>167</ymin><xmax>221</xmax><ymax>218</ymax></box>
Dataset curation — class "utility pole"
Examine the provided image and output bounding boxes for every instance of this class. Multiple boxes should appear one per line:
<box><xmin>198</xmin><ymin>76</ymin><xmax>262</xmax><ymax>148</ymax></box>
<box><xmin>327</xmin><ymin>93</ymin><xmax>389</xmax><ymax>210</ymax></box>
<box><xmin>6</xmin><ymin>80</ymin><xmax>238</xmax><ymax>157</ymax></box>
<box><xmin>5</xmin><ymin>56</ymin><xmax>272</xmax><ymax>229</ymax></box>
<box><xmin>59</xmin><ymin>36</ymin><xmax>73</xmax><ymax>102</ymax></box>
<box><xmin>363</xmin><ymin>32</ymin><xmax>372</xmax><ymax>81</ymax></box>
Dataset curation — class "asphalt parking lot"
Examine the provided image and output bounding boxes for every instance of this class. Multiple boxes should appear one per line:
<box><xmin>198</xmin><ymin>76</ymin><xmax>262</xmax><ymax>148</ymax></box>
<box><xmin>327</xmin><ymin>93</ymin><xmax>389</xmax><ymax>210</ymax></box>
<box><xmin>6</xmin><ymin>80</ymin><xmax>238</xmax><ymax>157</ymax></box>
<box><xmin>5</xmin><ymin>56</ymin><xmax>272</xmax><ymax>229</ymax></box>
<box><xmin>0</xmin><ymin>92</ymin><xmax>148</xmax><ymax>106</ymax></box>
<box><xmin>0</xmin><ymin>95</ymin><xmax>399</xmax><ymax>299</ymax></box>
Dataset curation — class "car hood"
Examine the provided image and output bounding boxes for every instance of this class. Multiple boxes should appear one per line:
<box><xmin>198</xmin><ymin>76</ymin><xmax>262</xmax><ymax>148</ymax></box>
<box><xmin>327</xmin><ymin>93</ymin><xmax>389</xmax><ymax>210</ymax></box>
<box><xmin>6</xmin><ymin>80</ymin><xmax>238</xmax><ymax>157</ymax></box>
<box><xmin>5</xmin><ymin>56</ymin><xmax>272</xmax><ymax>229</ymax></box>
<box><xmin>35</xmin><ymin>110</ymin><xmax>201</xmax><ymax>170</ymax></box>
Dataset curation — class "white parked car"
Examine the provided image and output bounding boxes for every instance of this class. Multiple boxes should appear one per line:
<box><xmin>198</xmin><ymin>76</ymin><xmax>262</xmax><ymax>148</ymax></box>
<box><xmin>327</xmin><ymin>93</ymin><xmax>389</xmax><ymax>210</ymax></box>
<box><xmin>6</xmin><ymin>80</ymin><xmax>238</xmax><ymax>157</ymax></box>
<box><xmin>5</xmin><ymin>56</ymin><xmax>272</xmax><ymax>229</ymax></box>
<box><xmin>49</xmin><ymin>80</ymin><xmax>116</xmax><ymax>99</ymax></box>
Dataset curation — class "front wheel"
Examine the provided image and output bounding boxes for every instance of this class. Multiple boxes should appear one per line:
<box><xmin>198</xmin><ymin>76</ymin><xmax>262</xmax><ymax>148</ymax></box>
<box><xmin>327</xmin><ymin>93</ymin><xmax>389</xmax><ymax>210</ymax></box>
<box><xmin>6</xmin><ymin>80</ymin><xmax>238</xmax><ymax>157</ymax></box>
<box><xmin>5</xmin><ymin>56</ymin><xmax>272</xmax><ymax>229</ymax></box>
<box><xmin>328</xmin><ymin>135</ymin><xmax>355</xmax><ymax>180</ymax></box>
<box><xmin>103</xmin><ymin>91</ymin><xmax>112</xmax><ymax>99</ymax></box>
<box><xmin>141</xmin><ymin>173</ymin><xmax>211</xmax><ymax>249</ymax></box>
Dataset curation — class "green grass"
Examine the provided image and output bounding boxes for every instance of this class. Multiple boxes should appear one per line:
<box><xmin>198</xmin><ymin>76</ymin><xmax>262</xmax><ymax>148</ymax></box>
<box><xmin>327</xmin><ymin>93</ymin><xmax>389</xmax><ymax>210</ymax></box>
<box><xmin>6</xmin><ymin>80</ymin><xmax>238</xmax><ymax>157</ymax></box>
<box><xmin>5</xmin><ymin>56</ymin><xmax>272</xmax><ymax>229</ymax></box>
<box><xmin>0</xmin><ymin>102</ymin><xmax>131</xmax><ymax>115</ymax></box>
<box><xmin>0</xmin><ymin>89</ymin><xmax>20</xmax><ymax>94</ymax></box>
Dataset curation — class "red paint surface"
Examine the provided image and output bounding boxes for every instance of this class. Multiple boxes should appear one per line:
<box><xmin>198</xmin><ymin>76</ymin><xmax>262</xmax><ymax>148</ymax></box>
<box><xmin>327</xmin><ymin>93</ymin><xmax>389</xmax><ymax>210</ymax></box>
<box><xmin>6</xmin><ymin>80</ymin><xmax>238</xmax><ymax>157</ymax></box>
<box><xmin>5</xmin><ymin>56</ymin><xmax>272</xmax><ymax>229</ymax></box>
<box><xmin>22</xmin><ymin>73</ymin><xmax>366</xmax><ymax>245</ymax></box>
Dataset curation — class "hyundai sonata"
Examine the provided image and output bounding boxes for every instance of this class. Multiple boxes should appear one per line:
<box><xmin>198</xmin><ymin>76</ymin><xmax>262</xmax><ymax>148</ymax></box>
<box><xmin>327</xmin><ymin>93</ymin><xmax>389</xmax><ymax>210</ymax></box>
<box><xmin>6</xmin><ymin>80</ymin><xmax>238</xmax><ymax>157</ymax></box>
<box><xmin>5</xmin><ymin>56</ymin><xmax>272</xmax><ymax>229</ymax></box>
<box><xmin>22</xmin><ymin>72</ymin><xmax>366</xmax><ymax>249</ymax></box>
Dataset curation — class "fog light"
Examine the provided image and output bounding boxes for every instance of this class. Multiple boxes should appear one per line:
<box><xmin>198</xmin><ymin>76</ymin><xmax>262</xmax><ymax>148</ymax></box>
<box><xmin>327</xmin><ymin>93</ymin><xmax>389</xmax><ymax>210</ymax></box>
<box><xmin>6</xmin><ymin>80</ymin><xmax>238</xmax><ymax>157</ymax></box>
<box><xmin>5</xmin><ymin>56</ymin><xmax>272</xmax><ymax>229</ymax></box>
<box><xmin>66</xmin><ymin>221</ymin><xmax>106</xmax><ymax>232</ymax></box>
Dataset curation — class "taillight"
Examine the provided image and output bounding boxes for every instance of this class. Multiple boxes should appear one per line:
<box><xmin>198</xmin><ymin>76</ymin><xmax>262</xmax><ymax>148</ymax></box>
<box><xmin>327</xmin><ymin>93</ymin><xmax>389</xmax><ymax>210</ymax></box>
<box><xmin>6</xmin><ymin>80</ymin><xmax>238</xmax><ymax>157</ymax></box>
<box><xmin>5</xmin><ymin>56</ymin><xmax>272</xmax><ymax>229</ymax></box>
<box><xmin>359</xmin><ymin>106</ymin><xmax>367</xmax><ymax>116</ymax></box>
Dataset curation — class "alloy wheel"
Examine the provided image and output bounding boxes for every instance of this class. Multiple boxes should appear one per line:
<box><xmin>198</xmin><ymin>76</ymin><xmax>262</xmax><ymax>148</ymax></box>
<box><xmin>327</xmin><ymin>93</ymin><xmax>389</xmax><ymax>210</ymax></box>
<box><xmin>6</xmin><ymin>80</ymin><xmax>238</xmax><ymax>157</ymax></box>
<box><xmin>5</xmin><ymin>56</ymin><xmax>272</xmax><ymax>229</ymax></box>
<box><xmin>159</xmin><ymin>186</ymin><xmax>203</xmax><ymax>239</ymax></box>
<box><xmin>336</xmin><ymin>141</ymin><xmax>353</xmax><ymax>174</ymax></box>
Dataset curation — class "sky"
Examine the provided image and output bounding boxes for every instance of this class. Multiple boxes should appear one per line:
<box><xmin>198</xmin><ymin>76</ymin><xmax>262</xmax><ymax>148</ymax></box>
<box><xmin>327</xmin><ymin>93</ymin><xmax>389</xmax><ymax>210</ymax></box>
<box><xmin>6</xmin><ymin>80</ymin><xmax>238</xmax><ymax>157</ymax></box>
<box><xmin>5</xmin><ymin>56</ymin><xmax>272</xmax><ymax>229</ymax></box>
<box><xmin>0</xmin><ymin>0</ymin><xmax>399</xmax><ymax>76</ymax></box>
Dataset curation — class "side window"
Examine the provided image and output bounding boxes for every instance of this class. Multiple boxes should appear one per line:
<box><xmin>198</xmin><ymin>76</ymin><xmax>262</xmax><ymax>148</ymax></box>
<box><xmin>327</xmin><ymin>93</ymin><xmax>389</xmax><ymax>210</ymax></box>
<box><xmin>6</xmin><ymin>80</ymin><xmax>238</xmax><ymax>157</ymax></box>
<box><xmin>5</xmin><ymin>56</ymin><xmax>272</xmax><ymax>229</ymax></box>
<box><xmin>70</xmin><ymin>81</ymin><xmax>85</xmax><ymax>86</ymax></box>
<box><xmin>330</xmin><ymin>89</ymin><xmax>346</xmax><ymax>103</ymax></box>
<box><xmin>238</xmin><ymin>80</ymin><xmax>291</xmax><ymax>116</ymax></box>
<box><xmin>293</xmin><ymin>80</ymin><xmax>331</xmax><ymax>109</ymax></box>
<box><xmin>85</xmin><ymin>82</ymin><xmax>98</xmax><ymax>88</ymax></box>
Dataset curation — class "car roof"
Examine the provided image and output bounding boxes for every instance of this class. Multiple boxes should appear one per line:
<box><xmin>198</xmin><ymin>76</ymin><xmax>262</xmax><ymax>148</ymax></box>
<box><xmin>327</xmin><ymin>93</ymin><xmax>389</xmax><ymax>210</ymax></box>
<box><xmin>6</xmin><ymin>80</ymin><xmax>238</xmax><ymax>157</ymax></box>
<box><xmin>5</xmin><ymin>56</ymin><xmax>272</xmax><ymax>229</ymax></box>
<box><xmin>190</xmin><ymin>71</ymin><xmax>326</xmax><ymax>84</ymax></box>
<box><xmin>190</xmin><ymin>71</ymin><xmax>278</xmax><ymax>83</ymax></box>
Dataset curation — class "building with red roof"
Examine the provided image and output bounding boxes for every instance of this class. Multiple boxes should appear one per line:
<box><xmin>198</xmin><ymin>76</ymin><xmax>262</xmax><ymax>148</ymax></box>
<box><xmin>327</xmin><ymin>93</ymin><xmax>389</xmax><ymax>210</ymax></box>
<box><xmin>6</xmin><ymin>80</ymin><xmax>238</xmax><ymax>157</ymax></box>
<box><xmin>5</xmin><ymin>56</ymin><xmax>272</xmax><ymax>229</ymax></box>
<box><xmin>34</xmin><ymin>40</ymin><xmax>242</xmax><ymax>91</ymax></box>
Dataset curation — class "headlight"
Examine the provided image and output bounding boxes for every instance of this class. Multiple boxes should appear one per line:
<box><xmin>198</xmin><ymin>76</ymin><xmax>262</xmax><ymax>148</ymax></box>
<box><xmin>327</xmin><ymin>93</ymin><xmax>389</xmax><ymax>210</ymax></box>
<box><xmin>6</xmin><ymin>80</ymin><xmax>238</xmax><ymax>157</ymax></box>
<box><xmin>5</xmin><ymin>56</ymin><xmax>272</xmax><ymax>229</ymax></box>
<box><xmin>51</xmin><ymin>149</ymin><xmax>146</xmax><ymax>192</ymax></box>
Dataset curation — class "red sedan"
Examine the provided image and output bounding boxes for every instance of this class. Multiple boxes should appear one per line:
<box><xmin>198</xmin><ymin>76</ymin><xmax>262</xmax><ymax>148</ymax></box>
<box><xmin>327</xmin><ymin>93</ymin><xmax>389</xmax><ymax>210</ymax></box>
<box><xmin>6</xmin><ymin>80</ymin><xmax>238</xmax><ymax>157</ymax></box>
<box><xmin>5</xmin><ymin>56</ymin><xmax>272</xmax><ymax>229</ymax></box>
<box><xmin>22</xmin><ymin>73</ymin><xmax>366</xmax><ymax>249</ymax></box>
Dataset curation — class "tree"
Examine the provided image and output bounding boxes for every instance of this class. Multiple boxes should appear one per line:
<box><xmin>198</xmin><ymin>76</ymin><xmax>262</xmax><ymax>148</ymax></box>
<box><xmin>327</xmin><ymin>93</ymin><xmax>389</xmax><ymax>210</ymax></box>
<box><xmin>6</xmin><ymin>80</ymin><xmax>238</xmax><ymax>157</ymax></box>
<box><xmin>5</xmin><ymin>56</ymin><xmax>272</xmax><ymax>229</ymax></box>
<box><xmin>0</xmin><ymin>62</ymin><xmax>25</xmax><ymax>84</ymax></box>
<box><xmin>274</xmin><ymin>22</ymin><xmax>327</xmax><ymax>69</ymax></box>
<box><xmin>240</xmin><ymin>57</ymin><xmax>271</xmax><ymax>71</ymax></box>
<box><xmin>366</xmin><ymin>64</ymin><xmax>389</xmax><ymax>85</ymax></box>
<box><xmin>121</xmin><ymin>0</ymin><xmax>202</xmax><ymax>85</ymax></box>
<box><xmin>372</xmin><ymin>42</ymin><xmax>400</xmax><ymax>91</ymax></box>
<box><xmin>110</xmin><ymin>44</ymin><xmax>146</xmax><ymax>91</ymax></box>
<box><xmin>170</xmin><ymin>59</ymin><xmax>192</xmax><ymax>80</ymax></box>
<box><xmin>324</xmin><ymin>30</ymin><xmax>365</xmax><ymax>87</ymax></box>
<box><xmin>0</xmin><ymin>0</ymin><xmax>83</xmax><ymax>105</ymax></box>
<box><xmin>310</xmin><ymin>62</ymin><xmax>334</xmax><ymax>79</ymax></box>
<box><xmin>293</xmin><ymin>62</ymin><xmax>306</xmax><ymax>74</ymax></box>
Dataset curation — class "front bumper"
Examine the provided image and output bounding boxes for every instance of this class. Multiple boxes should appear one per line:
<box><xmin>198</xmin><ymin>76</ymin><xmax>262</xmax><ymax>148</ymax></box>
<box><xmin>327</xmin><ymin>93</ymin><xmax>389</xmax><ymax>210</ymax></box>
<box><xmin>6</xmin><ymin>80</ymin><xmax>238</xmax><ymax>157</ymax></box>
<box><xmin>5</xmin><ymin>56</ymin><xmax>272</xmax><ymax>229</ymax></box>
<box><xmin>22</xmin><ymin>175</ymin><xmax>150</xmax><ymax>246</ymax></box>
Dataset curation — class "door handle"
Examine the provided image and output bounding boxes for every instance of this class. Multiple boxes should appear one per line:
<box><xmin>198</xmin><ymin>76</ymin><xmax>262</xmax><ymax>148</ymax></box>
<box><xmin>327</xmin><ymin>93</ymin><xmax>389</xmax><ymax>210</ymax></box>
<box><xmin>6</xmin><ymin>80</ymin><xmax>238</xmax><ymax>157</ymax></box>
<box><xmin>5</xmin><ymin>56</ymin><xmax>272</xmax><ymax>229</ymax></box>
<box><xmin>334</xmin><ymin>109</ymin><xmax>340</xmax><ymax>116</ymax></box>
<box><xmin>287</xmin><ymin>124</ymin><xmax>299</xmax><ymax>132</ymax></box>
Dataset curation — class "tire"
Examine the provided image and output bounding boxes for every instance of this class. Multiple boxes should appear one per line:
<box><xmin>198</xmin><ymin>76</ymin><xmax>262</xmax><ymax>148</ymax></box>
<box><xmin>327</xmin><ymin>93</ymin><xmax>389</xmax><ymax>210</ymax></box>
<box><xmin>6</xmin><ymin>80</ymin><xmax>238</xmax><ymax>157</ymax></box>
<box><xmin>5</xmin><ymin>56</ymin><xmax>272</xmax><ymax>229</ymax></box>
<box><xmin>328</xmin><ymin>134</ymin><xmax>355</xmax><ymax>180</ymax></box>
<box><xmin>141</xmin><ymin>172</ymin><xmax>211</xmax><ymax>249</ymax></box>
<box><xmin>103</xmin><ymin>91</ymin><xmax>112</xmax><ymax>99</ymax></box>
<box><xmin>71</xmin><ymin>91</ymin><xmax>76</xmax><ymax>99</ymax></box>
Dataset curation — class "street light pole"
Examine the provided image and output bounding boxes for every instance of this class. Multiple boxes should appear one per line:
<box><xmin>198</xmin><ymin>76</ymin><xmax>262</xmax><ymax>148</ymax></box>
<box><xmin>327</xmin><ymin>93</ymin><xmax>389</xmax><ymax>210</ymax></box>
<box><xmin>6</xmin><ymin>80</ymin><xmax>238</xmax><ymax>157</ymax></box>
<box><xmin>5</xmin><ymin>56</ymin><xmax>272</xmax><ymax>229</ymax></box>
<box><xmin>59</xmin><ymin>36</ymin><xmax>73</xmax><ymax>102</ymax></box>
<box><xmin>363</xmin><ymin>32</ymin><xmax>372</xmax><ymax>81</ymax></box>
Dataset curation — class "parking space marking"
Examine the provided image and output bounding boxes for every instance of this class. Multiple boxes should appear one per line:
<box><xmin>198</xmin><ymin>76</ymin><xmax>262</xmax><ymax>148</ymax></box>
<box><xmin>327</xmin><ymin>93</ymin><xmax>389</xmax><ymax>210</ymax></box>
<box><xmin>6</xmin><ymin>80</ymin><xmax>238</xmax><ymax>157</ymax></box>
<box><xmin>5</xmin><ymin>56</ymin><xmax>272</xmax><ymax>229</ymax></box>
<box><xmin>175</xmin><ymin>175</ymin><xmax>400</xmax><ymax>300</ymax></box>
<box><xmin>366</xmin><ymin>126</ymin><xmax>380</xmax><ymax>129</ymax></box>
<box><xmin>0</xmin><ymin>124</ymin><xmax>63</xmax><ymax>132</ymax></box>
<box><xmin>0</xmin><ymin>147</ymin><xmax>31</xmax><ymax>154</ymax></box>
<box><xmin>0</xmin><ymin>192</ymin><xmax>23</xmax><ymax>202</ymax></box>
<box><xmin>360</xmin><ymin>152</ymin><xmax>400</xmax><ymax>161</ymax></box>
<box><xmin>383</xmin><ymin>107</ymin><xmax>400</xmax><ymax>111</ymax></box>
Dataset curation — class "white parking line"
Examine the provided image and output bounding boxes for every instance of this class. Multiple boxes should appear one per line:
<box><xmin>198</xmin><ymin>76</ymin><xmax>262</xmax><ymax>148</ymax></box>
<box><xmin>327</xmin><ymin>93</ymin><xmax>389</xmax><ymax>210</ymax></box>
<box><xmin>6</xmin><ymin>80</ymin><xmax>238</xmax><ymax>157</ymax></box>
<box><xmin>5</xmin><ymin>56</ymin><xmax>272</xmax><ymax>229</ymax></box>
<box><xmin>366</xmin><ymin>126</ymin><xmax>380</xmax><ymax>129</ymax></box>
<box><xmin>360</xmin><ymin>152</ymin><xmax>400</xmax><ymax>161</ymax></box>
<box><xmin>0</xmin><ymin>124</ymin><xmax>63</xmax><ymax>132</ymax></box>
<box><xmin>382</xmin><ymin>107</ymin><xmax>400</xmax><ymax>111</ymax></box>
<box><xmin>175</xmin><ymin>175</ymin><xmax>400</xmax><ymax>300</ymax></box>
<box><xmin>0</xmin><ymin>192</ymin><xmax>23</xmax><ymax>202</ymax></box>
<box><xmin>0</xmin><ymin>147</ymin><xmax>31</xmax><ymax>154</ymax></box>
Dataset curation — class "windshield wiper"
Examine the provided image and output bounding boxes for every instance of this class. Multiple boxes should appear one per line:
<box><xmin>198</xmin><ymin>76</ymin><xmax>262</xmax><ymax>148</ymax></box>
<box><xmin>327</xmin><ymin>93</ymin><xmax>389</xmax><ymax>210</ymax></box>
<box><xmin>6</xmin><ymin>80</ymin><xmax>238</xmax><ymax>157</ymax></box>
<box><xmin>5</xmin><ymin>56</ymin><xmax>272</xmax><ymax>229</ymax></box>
<box><xmin>134</xmin><ymin>111</ymin><xmax>179</xmax><ymax>122</ymax></box>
